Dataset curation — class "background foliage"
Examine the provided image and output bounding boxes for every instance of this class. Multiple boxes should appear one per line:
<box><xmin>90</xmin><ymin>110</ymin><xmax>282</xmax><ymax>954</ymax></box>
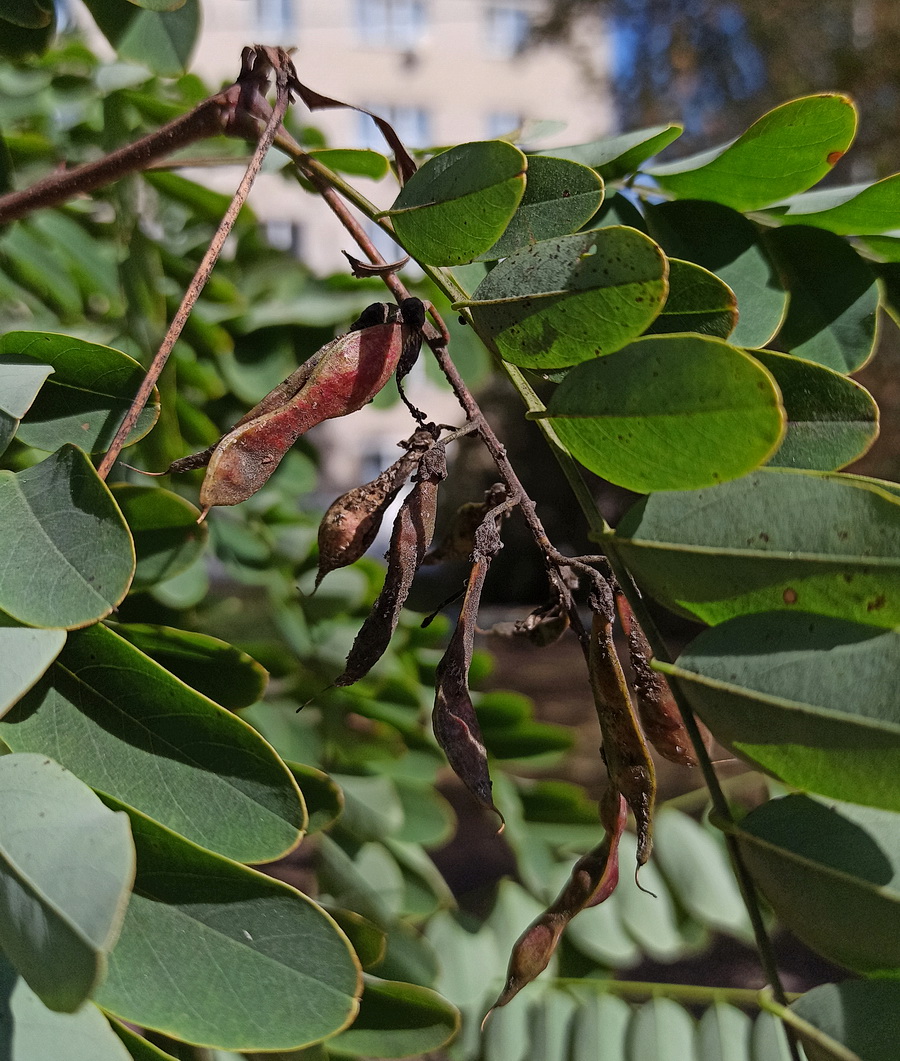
<box><xmin>1</xmin><ymin>4</ymin><xmax>899</xmax><ymax>1061</ymax></box>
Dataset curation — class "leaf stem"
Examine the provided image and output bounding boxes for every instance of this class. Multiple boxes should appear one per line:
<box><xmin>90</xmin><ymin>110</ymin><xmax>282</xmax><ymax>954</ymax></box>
<box><xmin>554</xmin><ymin>977</ymin><xmax>801</xmax><ymax>1008</ymax></box>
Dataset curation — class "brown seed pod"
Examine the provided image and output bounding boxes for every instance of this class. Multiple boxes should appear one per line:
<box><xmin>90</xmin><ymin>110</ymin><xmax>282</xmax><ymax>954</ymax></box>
<box><xmin>423</xmin><ymin>483</ymin><xmax>508</xmax><ymax>566</ymax></box>
<box><xmin>615</xmin><ymin>590</ymin><xmax>698</xmax><ymax>768</ymax></box>
<box><xmin>315</xmin><ymin>426</ymin><xmax>437</xmax><ymax>590</ymax></box>
<box><xmin>432</xmin><ymin>514</ymin><xmax>505</xmax><ymax>818</ymax></box>
<box><xmin>588</xmin><ymin>581</ymin><xmax>657</xmax><ymax>873</ymax></box>
<box><xmin>333</xmin><ymin>443</ymin><xmax>446</xmax><ymax>687</ymax></box>
<box><xmin>487</xmin><ymin>595</ymin><xmax>570</xmax><ymax>647</ymax></box>
<box><xmin>486</xmin><ymin>790</ymin><xmax>627</xmax><ymax>1017</ymax></box>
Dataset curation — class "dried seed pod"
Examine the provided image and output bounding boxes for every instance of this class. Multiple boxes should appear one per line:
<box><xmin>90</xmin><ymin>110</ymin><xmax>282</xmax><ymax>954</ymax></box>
<box><xmin>334</xmin><ymin>443</ymin><xmax>446</xmax><ymax>687</ymax></box>
<box><xmin>487</xmin><ymin>595</ymin><xmax>570</xmax><ymax>647</ymax></box>
<box><xmin>615</xmin><ymin>590</ymin><xmax>698</xmax><ymax>768</ymax></box>
<box><xmin>432</xmin><ymin>514</ymin><xmax>505</xmax><ymax>818</ymax></box>
<box><xmin>424</xmin><ymin>483</ymin><xmax>508</xmax><ymax>566</ymax></box>
<box><xmin>315</xmin><ymin>427</ymin><xmax>437</xmax><ymax>589</ymax></box>
<box><xmin>486</xmin><ymin>790</ymin><xmax>627</xmax><ymax>1016</ymax></box>
<box><xmin>588</xmin><ymin>581</ymin><xmax>657</xmax><ymax>872</ymax></box>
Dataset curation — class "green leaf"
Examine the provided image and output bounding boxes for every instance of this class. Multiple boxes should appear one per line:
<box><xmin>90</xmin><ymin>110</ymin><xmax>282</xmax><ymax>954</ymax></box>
<box><xmin>790</xmin><ymin>981</ymin><xmax>900</xmax><ymax>1061</ymax></box>
<box><xmin>0</xmin><ymin>447</ymin><xmax>135</xmax><ymax>629</ymax></box>
<box><xmin>0</xmin><ymin>754</ymin><xmax>134</xmax><ymax>1012</ymax></box>
<box><xmin>727</xmin><ymin>795</ymin><xmax>900</xmax><ymax>975</ymax></box>
<box><xmin>653</xmin><ymin>808</ymin><xmax>751</xmax><ymax>938</ymax></box>
<box><xmin>615</xmin><ymin>833</ymin><xmax>686</xmax><ymax>962</ymax></box>
<box><xmin>482</xmin><ymin>719</ymin><xmax>574</xmax><ymax>759</ymax></box>
<box><xmin>1</xmin><ymin>623</ymin><xmax>305</xmax><ymax>862</ymax></box>
<box><xmin>545</xmin><ymin>334</ymin><xmax>784</xmax><ymax>492</ymax></box>
<box><xmin>751</xmin><ymin>1012</ymin><xmax>795</xmax><ymax>1061</ymax></box>
<box><xmin>320</xmin><ymin>907</ymin><xmax>386</xmax><ymax>970</ymax></box>
<box><xmin>0</xmin><ymin>0</ymin><xmax>53</xmax><ymax>28</ymax></box>
<box><xmin>333</xmin><ymin>773</ymin><xmax>405</xmax><ymax>841</ymax></box>
<box><xmin>108</xmin><ymin>1018</ymin><xmax>182</xmax><ymax>1061</ymax></box>
<box><xmin>697</xmin><ymin>1003</ymin><xmax>752</xmax><ymax>1061</ymax></box>
<box><xmin>766</xmin><ymin>226</ymin><xmax>879</xmax><ymax>372</ymax></box>
<box><xmin>646</xmin><ymin>95</ymin><xmax>857</xmax><ymax>210</ymax></box>
<box><xmin>95</xmin><ymin>803</ymin><xmax>361</xmax><ymax>1051</ymax></box>
<box><xmin>0</xmin><ymin>612</ymin><xmax>65</xmax><ymax>718</ymax></box>
<box><xmin>122</xmin><ymin>0</ymin><xmax>187</xmax><ymax>11</ymax></box>
<box><xmin>529</xmin><ymin>989</ymin><xmax>578</xmax><ymax>1061</ymax></box>
<box><xmin>83</xmin><ymin>0</ymin><xmax>199</xmax><ymax>75</ymax></box>
<box><xmin>0</xmin><ymin>355</ymin><xmax>53</xmax><ymax>455</ymax></box>
<box><xmin>285</xmin><ymin>761</ymin><xmax>344</xmax><ymax>834</ymax></box>
<box><xmin>751</xmin><ymin>350</ymin><xmax>878</xmax><ymax>470</ymax></box>
<box><xmin>326</xmin><ymin>974</ymin><xmax>458</xmax><ymax>1058</ymax></box>
<box><xmin>571</xmin><ymin>991</ymin><xmax>631</xmax><ymax>1061</ymax></box>
<box><xmin>466</xmin><ymin>227</ymin><xmax>669</xmax><ymax>369</ymax></box>
<box><xmin>150</xmin><ymin>551</ymin><xmax>210</xmax><ymax>610</ymax></box>
<box><xmin>307</xmin><ymin>148</ymin><xmax>391</xmax><ymax>180</ymax></box>
<box><xmin>627</xmin><ymin>997</ymin><xmax>697</xmax><ymax>1061</ymax></box>
<box><xmin>644</xmin><ymin>257</ymin><xmax>738</xmax><ymax>338</ymax></box>
<box><xmin>110</xmin><ymin>485</ymin><xmax>206</xmax><ymax>592</ymax></box>
<box><xmin>0</xmin><ymin>333</ymin><xmax>159</xmax><ymax>453</ymax></box>
<box><xmin>388</xmin><ymin>140</ymin><xmax>527</xmax><ymax>266</ymax></box>
<box><xmin>764</xmin><ymin>174</ymin><xmax>900</xmax><ymax>235</ymax></box>
<box><xmin>0</xmin><ymin>955</ymin><xmax>132</xmax><ymax>1061</ymax></box>
<box><xmin>538</xmin><ymin>124</ymin><xmax>683</xmax><ymax>181</ymax></box>
<box><xmin>0</xmin><ymin>13</ymin><xmax>55</xmax><ymax>59</ymax></box>
<box><xmin>645</xmin><ymin>200</ymin><xmax>786</xmax><ymax>348</ymax></box>
<box><xmin>0</xmin><ymin>221</ymin><xmax>84</xmax><ymax>318</ymax></box>
<box><xmin>111</xmin><ymin>623</ymin><xmax>268</xmax><ymax>710</ymax></box>
<box><xmin>613</xmin><ymin>469</ymin><xmax>900</xmax><ymax>627</ymax></box>
<box><xmin>664</xmin><ymin>613</ymin><xmax>900</xmax><ymax>811</ymax></box>
<box><xmin>477</xmin><ymin>155</ymin><xmax>604</xmax><ymax>260</ymax></box>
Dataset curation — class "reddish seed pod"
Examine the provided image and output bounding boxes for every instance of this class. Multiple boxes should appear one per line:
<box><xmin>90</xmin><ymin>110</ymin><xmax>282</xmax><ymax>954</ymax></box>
<box><xmin>615</xmin><ymin>590</ymin><xmax>698</xmax><ymax>768</ymax></box>
<box><xmin>588</xmin><ymin>582</ymin><xmax>657</xmax><ymax>872</ymax></box>
<box><xmin>333</xmin><ymin>443</ymin><xmax>446</xmax><ymax>687</ymax></box>
<box><xmin>315</xmin><ymin>427</ymin><xmax>437</xmax><ymax>589</ymax></box>
<box><xmin>486</xmin><ymin>790</ymin><xmax>627</xmax><ymax>1017</ymax></box>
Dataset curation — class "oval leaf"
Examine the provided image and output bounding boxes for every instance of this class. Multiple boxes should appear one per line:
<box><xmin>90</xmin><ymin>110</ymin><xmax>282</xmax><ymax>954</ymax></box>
<box><xmin>0</xmin><ymin>613</ymin><xmax>65</xmax><ymax>718</ymax></box>
<box><xmin>325</xmin><ymin>974</ymin><xmax>459</xmax><ymax>1059</ymax></box>
<box><xmin>790</xmin><ymin>981</ymin><xmax>900</xmax><ymax>1061</ymax></box>
<box><xmin>644</xmin><ymin>257</ymin><xmax>738</xmax><ymax>338</ymax></box>
<box><xmin>111</xmin><ymin>484</ymin><xmax>206</xmax><ymax>592</ymax></box>
<box><xmin>613</xmin><ymin>469</ymin><xmax>900</xmax><ymax>627</ymax></box>
<box><xmin>478</xmin><ymin>154</ymin><xmax>604</xmax><ymax>261</ymax></box>
<box><xmin>0</xmin><ymin>955</ymin><xmax>132</xmax><ymax>1061</ymax></box>
<box><xmin>752</xmin><ymin>350</ymin><xmax>878</xmax><ymax>470</ymax></box>
<box><xmin>86</xmin><ymin>0</ymin><xmax>200</xmax><ymax>76</ymax></box>
<box><xmin>646</xmin><ymin>95</ymin><xmax>858</xmax><ymax>210</ymax></box>
<box><xmin>697</xmin><ymin>1003</ymin><xmax>752</xmax><ymax>1061</ymax></box>
<box><xmin>545</xmin><ymin>334</ymin><xmax>784</xmax><ymax>492</ymax></box>
<box><xmin>727</xmin><ymin>795</ymin><xmax>900</xmax><ymax>975</ymax></box>
<box><xmin>0</xmin><ymin>446</ymin><xmax>135</xmax><ymax>629</ymax></box>
<box><xmin>0</xmin><ymin>623</ymin><xmax>305</xmax><ymax>862</ymax></box>
<box><xmin>0</xmin><ymin>754</ymin><xmax>134</xmax><ymax>1012</ymax></box>
<box><xmin>0</xmin><ymin>333</ymin><xmax>159</xmax><ymax>453</ymax></box>
<box><xmin>111</xmin><ymin>623</ymin><xmax>268</xmax><ymax>710</ymax></box>
<box><xmin>95</xmin><ymin>803</ymin><xmax>361</xmax><ymax>1051</ymax></box>
<box><xmin>467</xmin><ymin>227</ymin><xmax>669</xmax><ymax>369</ymax></box>
<box><xmin>766</xmin><ymin>226</ymin><xmax>879</xmax><ymax>373</ymax></box>
<box><xmin>764</xmin><ymin>174</ymin><xmax>900</xmax><ymax>235</ymax></box>
<box><xmin>0</xmin><ymin>354</ymin><xmax>53</xmax><ymax>455</ymax></box>
<box><xmin>627</xmin><ymin>997</ymin><xmax>697</xmax><ymax>1061</ymax></box>
<box><xmin>645</xmin><ymin>199</ymin><xmax>787</xmax><ymax>348</ymax></box>
<box><xmin>388</xmin><ymin>140</ymin><xmax>526</xmax><ymax>266</ymax></box>
<box><xmin>538</xmin><ymin>123</ymin><xmax>683</xmax><ymax>180</ymax></box>
<box><xmin>664</xmin><ymin>613</ymin><xmax>900</xmax><ymax>811</ymax></box>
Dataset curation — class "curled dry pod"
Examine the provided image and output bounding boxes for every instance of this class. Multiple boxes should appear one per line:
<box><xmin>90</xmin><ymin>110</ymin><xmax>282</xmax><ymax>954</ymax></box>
<box><xmin>424</xmin><ymin>482</ymin><xmax>508</xmax><ymax>565</ymax></box>
<box><xmin>488</xmin><ymin>594</ymin><xmax>570</xmax><ymax>647</ymax></box>
<box><xmin>315</xmin><ymin>426</ymin><xmax>437</xmax><ymax>589</ymax></box>
<box><xmin>588</xmin><ymin>581</ymin><xmax>657</xmax><ymax>872</ymax></box>
<box><xmin>486</xmin><ymin>790</ymin><xmax>627</xmax><ymax>1016</ymax></box>
<box><xmin>432</xmin><ymin>514</ymin><xmax>505</xmax><ymax>819</ymax></box>
<box><xmin>615</xmin><ymin>590</ymin><xmax>698</xmax><ymax>767</ymax></box>
<box><xmin>333</xmin><ymin>442</ymin><xmax>446</xmax><ymax>687</ymax></box>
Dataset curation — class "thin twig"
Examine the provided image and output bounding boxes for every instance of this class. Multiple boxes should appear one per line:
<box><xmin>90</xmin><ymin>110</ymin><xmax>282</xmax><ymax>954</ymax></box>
<box><xmin>97</xmin><ymin>66</ymin><xmax>292</xmax><ymax>481</ymax></box>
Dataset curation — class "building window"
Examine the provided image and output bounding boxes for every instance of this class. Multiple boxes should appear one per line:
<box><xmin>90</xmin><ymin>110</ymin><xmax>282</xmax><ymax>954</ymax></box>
<box><xmin>357</xmin><ymin>105</ymin><xmax>431</xmax><ymax>151</ymax></box>
<box><xmin>355</xmin><ymin>0</ymin><xmax>427</xmax><ymax>50</ymax></box>
<box><xmin>255</xmin><ymin>0</ymin><xmax>295</xmax><ymax>35</ymax></box>
<box><xmin>486</xmin><ymin>111</ymin><xmax>524</xmax><ymax>139</ymax></box>
<box><xmin>264</xmin><ymin>220</ymin><xmax>304</xmax><ymax>259</ymax></box>
<box><xmin>485</xmin><ymin>5</ymin><xmax>531</xmax><ymax>58</ymax></box>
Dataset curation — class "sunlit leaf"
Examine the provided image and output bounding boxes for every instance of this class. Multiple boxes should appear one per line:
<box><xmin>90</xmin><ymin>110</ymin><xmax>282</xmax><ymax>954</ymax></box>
<box><xmin>538</xmin><ymin>124</ymin><xmax>683</xmax><ymax>180</ymax></box>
